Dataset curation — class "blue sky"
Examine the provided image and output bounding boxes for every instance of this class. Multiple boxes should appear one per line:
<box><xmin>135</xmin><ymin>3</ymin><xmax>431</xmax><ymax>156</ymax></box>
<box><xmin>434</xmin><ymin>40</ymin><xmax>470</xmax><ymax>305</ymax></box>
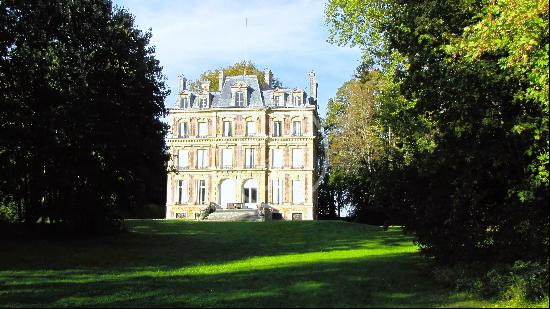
<box><xmin>112</xmin><ymin>0</ymin><xmax>362</xmax><ymax>118</ymax></box>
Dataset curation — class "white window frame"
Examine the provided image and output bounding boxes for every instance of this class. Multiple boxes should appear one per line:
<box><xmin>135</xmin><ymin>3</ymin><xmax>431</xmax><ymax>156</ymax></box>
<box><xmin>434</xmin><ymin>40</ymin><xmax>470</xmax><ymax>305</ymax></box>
<box><xmin>178</xmin><ymin>149</ymin><xmax>188</xmax><ymax>169</ymax></box>
<box><xmin>181</xmin><ymin>97</ymin><xmax>189</xmax><ymax>108</ymax></box>
<box><xmin>197</xmin><ymin>149</ymin><xmax>208</xmax><ymax>169</ymax></box>
<box><xmin>272</xmin><ymin>179</ymin><xmax>283</xmax><ymax>204</ymax></box>
<box><xmin>272</xmin><ymin>149</ymin><xmax>283</xmax><ymax>169</ymax></box>
<box><xmin>178</xmin><ymin>122</ymin><xmax>188</xmax><ymax>138</ymax></box>
<box><xmin>222</xmin><ymin>148</ymin><xmax>233</xmax><ymax>168</ymax></box>
<box><xmin>292</xmin><ymin>121</ymin><xmax>302</xmax><ymax>136</ymax></box>
<box><xmin>245</xmin><ymin>148</ymin><xmax>255</xmax><ymax>168</ymax></box>
<box><xmin>292</xmin><ymin>180</ymin><xmax>304</xmax><ymax>204</ymax></box>
<box><xmin>223</xmin><ymin>121</ymin><xmax>232</xmax><ymax>137</ymax></box>
<box><xmin>196</xmin><ymin>180</ymin><xmax>207</xmax><ymax>205</ymax></box>
<box><xmin>198</xmin><ymin>122</ymin><xmax>207</xmax><ymax>137</ymax></box>
<box><xmin>273</xmin><ymin>121</ymin><xmax>282</xmax><ymax>137</ymax></box>
<box><xmin>292</xmin><ymin>148</ymin><xmax>304</xmax><ymax>169</ymax></box>
<box><xmin>243</xmin><ymin>180</ymin><xmax>258</xmax><ymax>204</ymax></box>
<box><xmin>274</xmin><ymin>95</ymin><xmax>281</xmax><ymax>106</ymax></box>
<box><xmin>293</xmin><ymin>95</ymin><xmax>302</xmax><ymax>106</ymax></box>
<box><xmin>178</xmin><ymin>180</ymin><xmax>188</xmax><ymax>204</ymax></box>
<box><xmin>199</xmin><ymin>97</ymin><xmax>208</xmax><ymax>108</ymax></box>
<box><xmin>246</xmin><ymin>121</ymin><xmax>256</xmax><ymax>136</ymax></box>
<box><xmin>235</xmin><ymin>91</ymin><xmax>244</xmax><ymax>106</ymax></box>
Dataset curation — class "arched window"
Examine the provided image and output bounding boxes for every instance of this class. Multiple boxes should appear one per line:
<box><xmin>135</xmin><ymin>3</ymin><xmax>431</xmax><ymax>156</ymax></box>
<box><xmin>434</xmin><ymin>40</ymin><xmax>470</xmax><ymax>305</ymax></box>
<box><xmin>243</xmin><ymin>179</ymin><xmax>258</xmax><ymax>206</ymax></box>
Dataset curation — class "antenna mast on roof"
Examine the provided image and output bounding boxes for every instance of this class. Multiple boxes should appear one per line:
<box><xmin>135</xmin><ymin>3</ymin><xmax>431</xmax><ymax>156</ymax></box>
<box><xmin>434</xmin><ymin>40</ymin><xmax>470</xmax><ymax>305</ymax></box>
<box><xmin>243</xmin><ymin>17</ymin><xmax>248</xmax><ymax>76</ymax></box>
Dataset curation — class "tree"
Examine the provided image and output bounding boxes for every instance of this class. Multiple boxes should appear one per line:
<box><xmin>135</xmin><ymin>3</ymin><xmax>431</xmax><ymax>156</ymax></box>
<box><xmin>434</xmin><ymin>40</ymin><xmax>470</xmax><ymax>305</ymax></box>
<box><xmin>0</xmin><ymin>0</ymin><xmax>169</xmax><ymax>232</ymax></box>
<box><xmin>189</xmin><ymin>61</ymin><xmax>283</xmax><ymax>91</ymax></box>
<box><xmin>326</xmin><ymin>0</ymin><xmax>548</xmax><ymax>263</ymax></box>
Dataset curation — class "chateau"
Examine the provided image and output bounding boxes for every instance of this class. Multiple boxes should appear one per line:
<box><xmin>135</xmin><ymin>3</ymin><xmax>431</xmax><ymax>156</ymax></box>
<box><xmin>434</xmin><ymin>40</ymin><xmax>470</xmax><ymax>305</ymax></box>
<box><xmin>165</xmin><ymin>69</ymin><xmax>319</xmax><ymax>220</ymax></box>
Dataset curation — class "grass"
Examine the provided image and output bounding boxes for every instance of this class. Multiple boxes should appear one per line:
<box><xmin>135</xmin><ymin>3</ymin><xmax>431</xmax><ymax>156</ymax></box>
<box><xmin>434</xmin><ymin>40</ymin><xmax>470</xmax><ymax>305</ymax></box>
<box><xmin>0</xmin><ymin>220</ymin><xmax>541</xmax><ymax>307</ymax></box>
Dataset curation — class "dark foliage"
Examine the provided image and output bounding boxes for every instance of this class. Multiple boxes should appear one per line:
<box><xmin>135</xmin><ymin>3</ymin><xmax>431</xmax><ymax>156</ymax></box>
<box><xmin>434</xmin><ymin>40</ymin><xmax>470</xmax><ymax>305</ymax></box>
<box><xmin>0</xmin><ymin>0</ymin><xmax>169</xmax><ymax>233</ymax></box>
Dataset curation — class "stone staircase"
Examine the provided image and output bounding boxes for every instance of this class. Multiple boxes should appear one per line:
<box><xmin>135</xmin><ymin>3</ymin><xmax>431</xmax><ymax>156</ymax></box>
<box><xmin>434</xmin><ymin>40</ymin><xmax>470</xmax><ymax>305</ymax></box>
<box><xmin>204</xmin><ymin>209</ymin><xmax>263</xmax><ymax>222</ymax></box>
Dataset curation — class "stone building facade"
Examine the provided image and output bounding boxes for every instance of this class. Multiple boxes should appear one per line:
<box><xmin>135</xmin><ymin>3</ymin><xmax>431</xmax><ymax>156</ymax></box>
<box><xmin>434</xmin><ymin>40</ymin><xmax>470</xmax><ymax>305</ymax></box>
<box><xmin>165</xmin><ymin>69</ymin><xmax>319</xmax><ymax>220</ymax></box>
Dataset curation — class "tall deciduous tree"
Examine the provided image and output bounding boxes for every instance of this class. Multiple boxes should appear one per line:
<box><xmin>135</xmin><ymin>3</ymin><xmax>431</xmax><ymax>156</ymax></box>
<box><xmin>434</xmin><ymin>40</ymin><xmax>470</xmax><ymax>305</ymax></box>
<box><xmin>325</xmin><ymin>0</ymin><xmax>548</xmax><ymax>263</ymax></box>
<box><xmin>0</xmin><ymin>0</ymin><xmax>169</xmax><ymax>232</ymax></box>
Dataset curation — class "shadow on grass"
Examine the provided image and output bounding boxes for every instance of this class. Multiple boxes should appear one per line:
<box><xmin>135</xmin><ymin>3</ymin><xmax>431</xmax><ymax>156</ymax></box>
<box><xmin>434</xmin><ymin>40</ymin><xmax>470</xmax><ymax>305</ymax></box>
<box><xmin>0</xmin><ymin>221</ymin><xmax>482</xmax><ymax>307</ymax></box>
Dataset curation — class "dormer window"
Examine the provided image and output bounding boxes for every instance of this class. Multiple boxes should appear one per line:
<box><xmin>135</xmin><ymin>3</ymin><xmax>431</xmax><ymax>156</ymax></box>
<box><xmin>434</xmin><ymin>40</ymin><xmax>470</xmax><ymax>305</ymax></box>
<box><xmin>231</xmin><ymin>81</ymin><xmax>249</xmax><ymax>107</ymax></box>
<box><xmin>236</xmin><ymin>91</ymin><xmax>244</xmax><ymax>106</ymax></box>
<box><xmin>181</xmin><ymin>97</ymin><xmax>189</xmax><ymax>109</ymax></box>
<box><xmin>274</xmin><ymin>96</ymin><xmax>281</xmax><ymax>106</ymax></box>
<box><xmin>293</xmin><ymin>95</ymin><xmax>302</xmax><ymax>106</ymax></box>
<box><xmin>199</xmin><ymin>97</ymin><xmax>208</xmax><ymax>108</ymax></box>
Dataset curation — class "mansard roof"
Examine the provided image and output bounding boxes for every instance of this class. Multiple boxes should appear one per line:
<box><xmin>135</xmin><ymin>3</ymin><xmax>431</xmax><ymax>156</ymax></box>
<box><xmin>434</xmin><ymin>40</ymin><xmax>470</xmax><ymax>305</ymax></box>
<box><xmin>174</xmin><ymin>74</ymin><xmax>316</xmax><ymax>109</ymax></box>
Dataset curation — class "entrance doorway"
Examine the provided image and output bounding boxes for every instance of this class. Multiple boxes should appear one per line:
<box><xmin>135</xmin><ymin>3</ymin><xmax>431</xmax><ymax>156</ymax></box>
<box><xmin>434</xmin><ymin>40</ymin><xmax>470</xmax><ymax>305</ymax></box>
<box><xmin>219</xmin><ymin>179</ymin><xmax>236</xmax><ymax>209</ymax></box>
<box><xmin>243</xmin><ymin>179</ymin><xmax>258</xmax><ymax>209</ymax></box>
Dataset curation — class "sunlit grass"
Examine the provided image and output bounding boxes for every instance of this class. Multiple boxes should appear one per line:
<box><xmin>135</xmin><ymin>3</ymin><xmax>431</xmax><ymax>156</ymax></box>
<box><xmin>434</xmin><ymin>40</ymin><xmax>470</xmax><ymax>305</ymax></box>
<box><xmin>0</xmin><ymin>220</ymin><xmax>510</xmax><ymax>307</ymax></box>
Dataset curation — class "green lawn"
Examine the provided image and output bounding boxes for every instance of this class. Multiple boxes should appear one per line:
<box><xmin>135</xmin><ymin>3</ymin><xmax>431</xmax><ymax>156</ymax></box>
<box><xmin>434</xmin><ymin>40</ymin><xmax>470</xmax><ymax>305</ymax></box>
<box><xmin>0</xmin><ymin>220</ymin><xmax>518</xmax><ymax>307</ymax></box>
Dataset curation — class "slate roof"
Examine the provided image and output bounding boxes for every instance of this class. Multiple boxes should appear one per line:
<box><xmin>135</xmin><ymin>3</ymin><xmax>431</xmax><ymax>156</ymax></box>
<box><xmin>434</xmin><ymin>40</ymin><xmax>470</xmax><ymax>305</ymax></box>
<box><xmin>175</xmin><ymin>75</ymin><xmax>314</xmax><ymax>109</ymax></box>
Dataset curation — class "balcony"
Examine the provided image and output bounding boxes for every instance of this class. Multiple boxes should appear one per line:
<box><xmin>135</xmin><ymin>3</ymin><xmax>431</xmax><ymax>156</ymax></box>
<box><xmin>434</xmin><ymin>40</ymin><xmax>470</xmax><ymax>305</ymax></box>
<box><xmin>292</xmin><ymin>164</ymin><xmax>304</xmax><ymax>169</ymax></box>
<box><xmin>220</xmin><ymin>165</ymin><xmax>233</xmax><ymax>169</ymax></box>
<box><xmin>177</xmin><ymin>166</ymin><xmax>189</xmax><ymax>170</ymax></box>
<box><xmin>196</xmin><ymin>165</ymin><xmax>208</xmax><ymax>170</ymax></box>
<box><xmin>244</xmin><ymin>164</ymin><xmax>256</xmax><ymax>169</ymax></box>
<box><xmin>197</xmin><ymin>135</ymin><xmax>208</xmax><ymax>138</ymax></box>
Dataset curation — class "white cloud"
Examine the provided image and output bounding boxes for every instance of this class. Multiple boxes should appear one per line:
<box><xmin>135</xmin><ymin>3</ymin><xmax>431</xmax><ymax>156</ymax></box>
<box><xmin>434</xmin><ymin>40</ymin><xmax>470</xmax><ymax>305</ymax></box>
<box><xmin>114</xmin><ymin>0</ymin><xmax>362</xmax><ymax>116</ymax></box>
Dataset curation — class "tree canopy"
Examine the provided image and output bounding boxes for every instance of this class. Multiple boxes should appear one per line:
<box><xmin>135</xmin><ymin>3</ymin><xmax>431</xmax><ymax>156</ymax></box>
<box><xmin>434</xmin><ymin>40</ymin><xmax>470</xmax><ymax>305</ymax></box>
<box><xmin>325</xmin><ymin>0</ymin><xmax>548</xmax><ymax>264</ymax></box>
<box><xmin>0</xmin><ymin>0</ymin><xmax>169</xmax><ymax>232</ymax></box>
<box><xmin>189</xmin><ymin>61</ymin><xmax>283</xmax><ymax>91</ymax></box>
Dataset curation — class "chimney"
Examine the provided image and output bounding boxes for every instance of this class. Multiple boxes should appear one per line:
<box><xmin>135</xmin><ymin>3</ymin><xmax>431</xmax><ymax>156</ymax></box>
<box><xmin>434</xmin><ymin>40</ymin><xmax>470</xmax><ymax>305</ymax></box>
<box><xmin>308</xmin><ymin>71</ymin><xmax>318</xmax><ymax>101</ymax></box>
<box><xmin>178</xmin><ymin>75</ymin><xmax>187</xmax><ymax>93</ymax></box>
<box><xmin>264</xmin><ymin>68</ymin><xmax>273</xmax><ymax>89</ymax></box>
<box><xmin>218</xmin><ymin>70</ymin><xmax>225</xmax><ymax>91</ymax></box>
<box><xmin>200</xmin><ymin>80</ymin><xmax>211</xmax><ymax>92</ymax></box>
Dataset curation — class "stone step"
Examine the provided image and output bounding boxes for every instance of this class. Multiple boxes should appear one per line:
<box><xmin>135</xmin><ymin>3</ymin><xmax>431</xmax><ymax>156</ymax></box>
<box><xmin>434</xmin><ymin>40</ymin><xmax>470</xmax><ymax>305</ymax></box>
<box><xmin>205</xmin><ymin>209</ymin><xmax>263</xmax><ymax>222</ymax></box>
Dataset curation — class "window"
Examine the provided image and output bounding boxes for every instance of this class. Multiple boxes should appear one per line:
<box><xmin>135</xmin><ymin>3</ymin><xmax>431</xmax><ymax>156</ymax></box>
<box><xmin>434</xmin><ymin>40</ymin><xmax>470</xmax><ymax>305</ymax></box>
<box><xmin>292</xmin><ymin>148</ymin><xmax>303</xmax><ymax>168</ymax></box>
<box><xmin>235</xmin><ymin>91</ymin><xmax>244</xmax><ymax>106</ymax></box>
<box><xmin>181</xmin><ymin>97</ymin><xmax>189</xmax><ymax>108</ymax></box>
<box><xmin>199</xmin><ymin>97</ymin><xmax>208</xmax><ymax>108</ymax></box>
<box><xmin>196</xmin><ymin>180</ymin><xmax>206</xmax><ymax>205</ymax></box>
<box><xmin>246</xmin><ymin>121</ymin><xmax>256</xmax><ymax>136</ymax></box>
<box><xmin>243</xmin><ymin>180</ymin><xmax>258</xmax><ymax>204</ymax></box>
<box><xmin>175</xmin><ymin>212</ymin><xmax>187</xmax><ymax>219</ymax></box>
<box><xmin>198</xmin><ymin>122</ymin><xmax>207</xmax><ymax>137</ymax></box>
<box><xmin>177</xmin><ymin>180</ymin><xmax>188</xmax><ymax>204</ymax></box>
<box><xmin>272</xmin><ymin>149</ymin><xmax>283</xmax><ymax>168</ymax></box>
<box><xmin>272</xmin><ymin>179</ymin><xmax>283</xmax><ymax>204</ymax></box>
<box><xmin>273</xmin><ymin>121</ymin><xmax>282</xmax><ymax>137</ymax></box>
<box><xmin>274</xmin><ymin>95</ymin><xmax>281</xmax><ymax>106</ymax></box>
<box><xmin>293</xmin><ymin>95</ymin><xmax>302</xmax><ymax>106</ymax></box>
<box><xmin>292</xmin><ymin>213</ymin><xmax>303</xmax><ymax>221</ymax></box>
<box><xmin>197</xmin><ymin>149</ymin><xmax>208</xmax><ymax>169</ymax></box>
<box><xmin>245</xmin><ymin>148</ymin><xmax>255</xmax><ymax>168</ymax></box>
<box><xmin>222</xmin><ymin>148</ymin><xmax>233</xmax><ymax>168</ymax></box>
<box><xmin>223</xmin><ymin>121</ymin><xmax>232</xmax><ymax>137</ymax></box>
<box><xmin>292</xmin><ymin>180</ymin><xmax>304</xmax><ymax>204</ymax></box>
<box><xmin>178</xmin><ymin>122</ymin><xmax>188</xmax><ymax>138</ymax></box>
<box><xmin>292</xmin><ymin>121</ymin><xmax>302</xmax><ymax>136</ymax></box>
<box><xmin>194</xmin><ymin>213</ymin><xmax>201</xmax><ymax>220</ymax></box>
<box><xmin>178</xmin><ymin>149</ymin><xmax>188</xmax><ymax>169</ymax></box>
